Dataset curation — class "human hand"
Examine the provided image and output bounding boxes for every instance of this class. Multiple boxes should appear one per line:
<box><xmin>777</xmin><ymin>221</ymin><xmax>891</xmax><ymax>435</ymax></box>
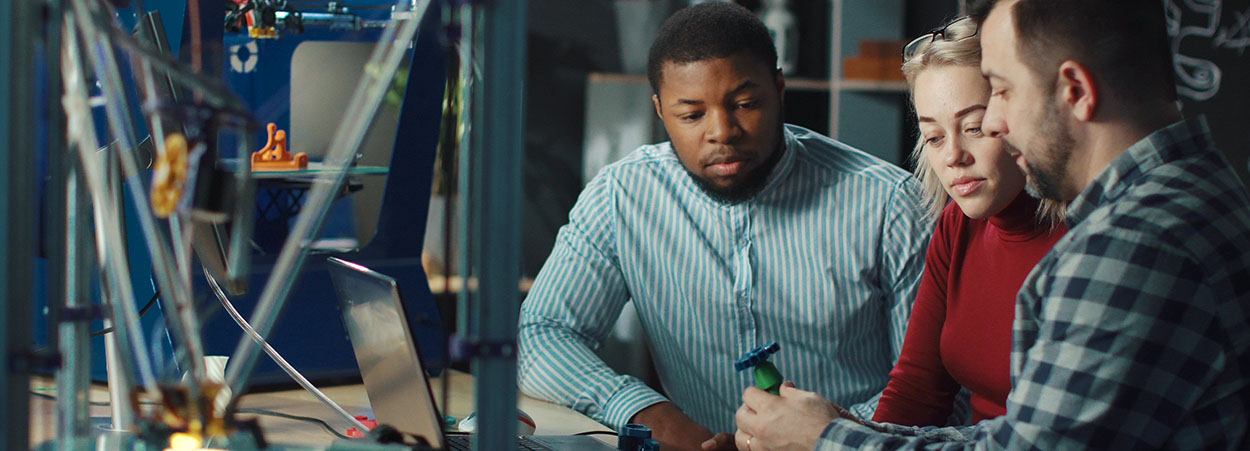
<box><xmin>630</xmin><ymin>402</ymin><xmax>728</xmax><ymax>451</ymax></box>
<box><xmin>732</xmin><ymin>382</ymin><xmax>847</xmax><ymax>451</ymax></box>
<box><xmin>699</xmin><ymin>432</ymin><xmax>736</xmax><ymax>451</ymax></box>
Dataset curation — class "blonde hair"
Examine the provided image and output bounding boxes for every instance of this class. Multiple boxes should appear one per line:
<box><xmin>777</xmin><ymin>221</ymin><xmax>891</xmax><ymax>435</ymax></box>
<box><xmin>901</xmin><ymin>18</ymin><xmax>1065</xmax><ymax>227</ymax></box>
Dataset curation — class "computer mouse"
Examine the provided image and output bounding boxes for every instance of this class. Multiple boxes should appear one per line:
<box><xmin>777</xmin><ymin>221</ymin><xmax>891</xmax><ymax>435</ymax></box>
<box><xmin>457</xmin><ymin>409</ymin><xmax>537</xmax><ymax>435</ymax></box>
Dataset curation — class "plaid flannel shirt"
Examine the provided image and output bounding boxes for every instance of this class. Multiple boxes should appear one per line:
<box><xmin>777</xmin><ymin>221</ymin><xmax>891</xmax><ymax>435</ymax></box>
<box><xmin>819</xmin><ymin>116</ymin><xmax>1250</xmax><ymax>450</ymax></box>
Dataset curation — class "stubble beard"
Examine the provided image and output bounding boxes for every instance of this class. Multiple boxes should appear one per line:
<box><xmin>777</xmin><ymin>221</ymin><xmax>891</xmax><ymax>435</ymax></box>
<box><xmin>688</xmin><ymin>117</ymin><xmax>786</xmax><ymax>205</ymax></box>
<box><xmin>1023</xmin><ymin>100</ymin><xmax>1075</xmax><ymax>202</ymax></box>
<box><xmin>688</xmin><ymin>145</ymin><xmax>781</xmax><ymax>205</ymax></box>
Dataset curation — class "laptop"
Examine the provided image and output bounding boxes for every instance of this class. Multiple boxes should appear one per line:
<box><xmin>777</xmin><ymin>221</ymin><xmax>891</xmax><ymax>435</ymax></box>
<box><xmin>326</xmin><ymin>257</ymin><xmax>617</xmax><ymax>450</ymax></box>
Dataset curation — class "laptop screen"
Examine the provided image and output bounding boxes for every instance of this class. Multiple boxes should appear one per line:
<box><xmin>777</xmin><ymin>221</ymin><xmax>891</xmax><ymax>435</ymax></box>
<box><xmin>328</xmin><ymin>257</ymin><xmax>446</xmax><ymax>448</ymax></box>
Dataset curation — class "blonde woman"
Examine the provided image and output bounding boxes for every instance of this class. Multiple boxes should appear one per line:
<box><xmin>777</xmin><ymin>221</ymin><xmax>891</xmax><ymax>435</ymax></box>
<box><xmin>870</xmin><ymin>15</ymin><xmax>1066</xmax><ymax>426</ymax></box>
<box><xmin>725</xmin><ymin>16</ymin><xmax>1068</xmax><ymax>451</ymax></box>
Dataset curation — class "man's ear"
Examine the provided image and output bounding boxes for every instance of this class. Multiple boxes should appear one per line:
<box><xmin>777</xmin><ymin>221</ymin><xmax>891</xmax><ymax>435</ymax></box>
<box><xmin>652</xmin><ymin>94</ymin><xmax>663</xmax><ymax>120</ymax></box>
<box><xmin>1057</xmin><ymin>60</ymin><xmax>1097</xmax><ymax>122</ymax></box>
<box><xmin>774</xmin><ymin>68</ymin><xmax>786</xmax><ymax>96</ymax></box>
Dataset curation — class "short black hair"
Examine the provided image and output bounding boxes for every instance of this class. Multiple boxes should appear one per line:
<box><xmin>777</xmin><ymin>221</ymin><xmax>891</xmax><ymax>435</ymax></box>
<box><xmin>968</xmin><ymin>0</ymin><xmax>1177</xmax><ymax>103</ymax></box>
<box><xmin>646</xmin><ymin>2</ymin><xmax>778</xmax><ymax>96</ymax></box>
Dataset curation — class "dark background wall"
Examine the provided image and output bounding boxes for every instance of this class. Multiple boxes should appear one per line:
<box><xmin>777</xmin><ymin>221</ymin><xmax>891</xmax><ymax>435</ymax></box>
<box><xmin>519</xmin><ymin>0</ymin><xmax>1249</xmax><ymax>277</ymax></box>
<box><xmin>1166</xmin><ymin>0</ymin><xmax>1250</xmax><ymax>183</ymax></box>
<box><xmin>519</xmin><ymin>0</ymin><xmax>964</xmax><ymax>277</ymax></box>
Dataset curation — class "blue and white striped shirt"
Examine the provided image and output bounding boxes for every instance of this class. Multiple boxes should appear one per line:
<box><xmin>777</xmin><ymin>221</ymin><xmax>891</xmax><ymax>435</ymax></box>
<box><xmin>518</xmin><ymin>124</ymin><xmax>930</xmax><ymax>434</ymax></box>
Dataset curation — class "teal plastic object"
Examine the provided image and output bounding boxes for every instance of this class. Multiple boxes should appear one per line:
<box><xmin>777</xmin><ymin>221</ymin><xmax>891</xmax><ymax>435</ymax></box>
<box><xmin>618</xmin><ymin>423</ymin><xmax>653</xmax><ymax>451</ymax></box>
<box><xmin>735</xmin><ymin>342</ymin><xmax>784</xmax><ymax>395</ymax></box>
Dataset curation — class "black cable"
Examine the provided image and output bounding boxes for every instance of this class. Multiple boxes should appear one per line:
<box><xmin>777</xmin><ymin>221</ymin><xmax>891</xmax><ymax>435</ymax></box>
<box><xmin>34</xmin><ymin>389</ymin><xmax>616</xmax><ymax>442</ymax></box>
<box><xmin>90</xmin><ymin>289</ymin><xmax>162</xmax><ymax>337</ymax></box>
<box><xmin>31</xmin><ymin>392</ymin><xmax>350</xmax><ymax>440</ymax></box>
<box><xmin>29</xmin><ymin>390</ymin><xmax>160</xmax><ymax>406</ymax></box>
<box><xmin>234</xmin><ymin>407</ymin><xmax>352</xmax><ymax>440</ymax></box>
<box><xmin>29</xmin><ymin>390</ymin><xmax>110</xmax><ymax>406</ymax></box>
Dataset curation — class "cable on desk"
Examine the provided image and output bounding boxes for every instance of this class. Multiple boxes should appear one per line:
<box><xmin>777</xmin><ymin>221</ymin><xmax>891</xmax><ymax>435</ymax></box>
<box><xmin>89</xmin><ymin>289</ymin><xmax>162</xmax><ymax>337</ymax></box>
<box><xmin>574</xmin><ymin>430</ymin><xmax>618</xmax><ymax>437</ymax></box>
<box><xmin>235</xmin><ymin>407</ymin><xmax>352</xmax><ymax>440</ymax></box>
<box><xmin>28</xmin><ymin>390</ymin><xmax>160</xmax><ymax>406</ymax></box>
<box><xmin>31</xmin><ymin>391</ymin><xmax>351</xmax><ymax>441</ymax></box>
<box><xmin>204</xmin><ymin>267</ymin><xmax>370</xmax><ymax>433</ymax></box>
<box><xmin>30</xmin><ymin>390</ymin><xmax>110</xmax><ymax>406</ymax></box>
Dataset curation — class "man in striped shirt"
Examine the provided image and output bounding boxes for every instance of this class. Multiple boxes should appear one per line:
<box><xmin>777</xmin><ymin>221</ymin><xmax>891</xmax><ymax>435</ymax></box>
<box><xmin>732</xmin><ymin>1</ymin><xmax>1250</xmax><ymax>449</ymax></box>
<box><xmin>517</xmin><ymin>3</ymin><xmax>930</xmax><ymax>450</ymax></box>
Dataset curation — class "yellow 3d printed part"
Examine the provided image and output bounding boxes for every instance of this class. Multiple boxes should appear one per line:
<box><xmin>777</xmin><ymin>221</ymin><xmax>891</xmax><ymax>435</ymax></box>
<box><xmin>151</xmin><ymin>132</ymin><xmax>190</xmax><ymax>218</ymax></box>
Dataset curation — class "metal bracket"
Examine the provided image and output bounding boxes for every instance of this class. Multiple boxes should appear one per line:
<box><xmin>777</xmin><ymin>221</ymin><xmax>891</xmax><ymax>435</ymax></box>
<box><xmin>59</xmin><ymin>304</ymin><xmax>108</xmax><ymax>323</ymax></box>
<box><xmin>448</xmin><ymin>335</ymin><xmax>516</xmax><ymax>361</ymax></box>
<box><xmin>9</xmin><ymin>349</ymin><xmax>62</xmax><ymax>372</ymax></box>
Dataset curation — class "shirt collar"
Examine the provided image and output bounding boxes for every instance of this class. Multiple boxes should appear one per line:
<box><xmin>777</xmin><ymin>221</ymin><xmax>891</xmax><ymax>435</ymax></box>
<box><xmin>759</xmin><ymin>125</ymin><xmax>801</xmax><ymax>195</ymax></box>
<box><xmin>1065</xmin><ymin>116</ymin><xmax>1212</xmax><ymax>227</ymax></box>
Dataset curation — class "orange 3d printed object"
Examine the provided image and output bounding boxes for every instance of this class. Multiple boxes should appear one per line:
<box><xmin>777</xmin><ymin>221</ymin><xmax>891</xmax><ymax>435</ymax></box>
<box><xmin>251</xmin><ymin>122</ymin><xmax>308</xmax><ymax>171</ymax></box>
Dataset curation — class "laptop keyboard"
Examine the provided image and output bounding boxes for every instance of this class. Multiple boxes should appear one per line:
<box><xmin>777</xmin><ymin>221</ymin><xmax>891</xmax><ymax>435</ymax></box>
<box><xmin>445</xmin><ymin>435</ymin><xmax>551</xmax><ymax>451</ymax></box>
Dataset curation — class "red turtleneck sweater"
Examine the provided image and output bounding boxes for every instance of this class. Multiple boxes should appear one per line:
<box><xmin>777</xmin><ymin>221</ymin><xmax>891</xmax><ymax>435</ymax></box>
<box><xmin>873</xmin><ymin>193</ymin><xmax>1067</xmax><ymax>426</ymax></box>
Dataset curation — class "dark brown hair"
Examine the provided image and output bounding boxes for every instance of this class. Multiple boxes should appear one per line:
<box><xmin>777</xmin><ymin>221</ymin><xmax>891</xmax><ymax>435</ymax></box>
<box><xmin>968</xmin><ymin>0</ymin><xmax>1177</xmax><ymax>103</ymax></box>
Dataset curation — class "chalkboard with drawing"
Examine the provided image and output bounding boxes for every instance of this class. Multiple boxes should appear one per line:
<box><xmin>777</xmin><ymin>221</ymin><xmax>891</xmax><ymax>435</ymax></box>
<box><xmin>1166</xmin><ymin>0</ymin><xmax>1250</xmax><ymax>181</ymax></box>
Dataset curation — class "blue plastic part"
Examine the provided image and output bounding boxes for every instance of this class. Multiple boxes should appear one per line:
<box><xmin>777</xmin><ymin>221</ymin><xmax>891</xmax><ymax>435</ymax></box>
<box><xmin>639</xmin><ymin>438</ymin><xmax>661</xmax><ymax>450</ymax></box>
<box><xmin>734</xmin><ymin>341</ymin><xmax>781</xmax><ymax>371</ymax></box>
<box><xmin>618</xmin><ymin>423</ymin><xmax>653</xmax><ymax>451</ymax></box>
<box><xmin>620</xmin><ymin>423</ymin><xmax>653</xmax><ymax>438</ymax></box>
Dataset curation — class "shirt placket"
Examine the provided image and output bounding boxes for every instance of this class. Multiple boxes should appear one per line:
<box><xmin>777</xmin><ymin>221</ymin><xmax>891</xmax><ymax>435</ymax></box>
<box><xmin>731</xmin><ymin>205</ymin><xmax>756</xmax><ymax>343</ymax></box>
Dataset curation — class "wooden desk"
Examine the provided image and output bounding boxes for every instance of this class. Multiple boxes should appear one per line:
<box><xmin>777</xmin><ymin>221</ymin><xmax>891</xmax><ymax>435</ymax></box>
<box><xmin>30</xmin><ymin>371</ymin><xmax>613</xmax><ymax>448</ymax></box>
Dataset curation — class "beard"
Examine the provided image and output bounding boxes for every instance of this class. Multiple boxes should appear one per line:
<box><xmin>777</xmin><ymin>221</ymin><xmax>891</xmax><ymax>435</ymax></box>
<box><xmin>687</xmin><ymin>146</ymin><xmax>781</xmax><ymax>204</ymax></box>
<box><xmin>1022</xmin><ymin>100</ymin><xmax>1075</xmax><ymax>201</ymax></box>
<box><xmin>680</xmin><ymin>109</ymin><xmax>787</xmax><ymax>204</ymax></box>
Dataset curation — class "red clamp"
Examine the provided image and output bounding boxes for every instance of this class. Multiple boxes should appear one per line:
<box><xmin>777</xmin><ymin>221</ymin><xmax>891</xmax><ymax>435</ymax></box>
<box><xmin>345</xmin><ymin>416</ymin><xmax>378</xmax><ymax>438</ymax></box>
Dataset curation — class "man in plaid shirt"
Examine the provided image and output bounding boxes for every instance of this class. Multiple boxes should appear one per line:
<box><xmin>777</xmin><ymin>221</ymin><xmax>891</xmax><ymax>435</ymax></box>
<box><xmin>727</xmin><ymin>1</ymin><xmax>1250</xmax><ymax>449</ymax></box>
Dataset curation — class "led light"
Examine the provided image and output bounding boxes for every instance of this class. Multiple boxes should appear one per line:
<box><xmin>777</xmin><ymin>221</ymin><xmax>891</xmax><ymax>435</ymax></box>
<box><xmin>167</xmin><ymin>432</ymin><xmax>202</xmax><ymax>450</ymax></box>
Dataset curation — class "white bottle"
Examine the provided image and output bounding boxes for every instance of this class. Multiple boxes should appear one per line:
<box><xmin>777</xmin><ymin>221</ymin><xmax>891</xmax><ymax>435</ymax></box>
<box><xmin>761</xmin><ymin>0</ymin><xmax>798</xmax><ymax>74</ymax></box>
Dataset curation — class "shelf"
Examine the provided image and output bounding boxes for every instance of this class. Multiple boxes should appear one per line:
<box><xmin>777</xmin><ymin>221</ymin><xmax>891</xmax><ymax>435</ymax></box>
<box><xmin>588</xmin><ymin>71</ymin><xmax>834</xmax><ymax>93</ymax></box>
<box><xmin>785</xmin><ymin>77</ymin><xmax>832</xmax><ymax>92</ymax></box>
<box><xmin>426</xmin><ymin>275</ymin><xmax>534</xmax><ymax>295</ymax></box>
<box><xmin>834</xmin><ymin>79</ymin><xmax>908</xmax><ymax>93</ymax></box>
<box><xmin>587</xmin><ymin>72</ymin><xmax>647</xmax><ymax>85</ymax></box>
<box><xmin>220</xmin><ymin>159</ymin><xmax>389</xmax><ymax>179</ymax></box>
